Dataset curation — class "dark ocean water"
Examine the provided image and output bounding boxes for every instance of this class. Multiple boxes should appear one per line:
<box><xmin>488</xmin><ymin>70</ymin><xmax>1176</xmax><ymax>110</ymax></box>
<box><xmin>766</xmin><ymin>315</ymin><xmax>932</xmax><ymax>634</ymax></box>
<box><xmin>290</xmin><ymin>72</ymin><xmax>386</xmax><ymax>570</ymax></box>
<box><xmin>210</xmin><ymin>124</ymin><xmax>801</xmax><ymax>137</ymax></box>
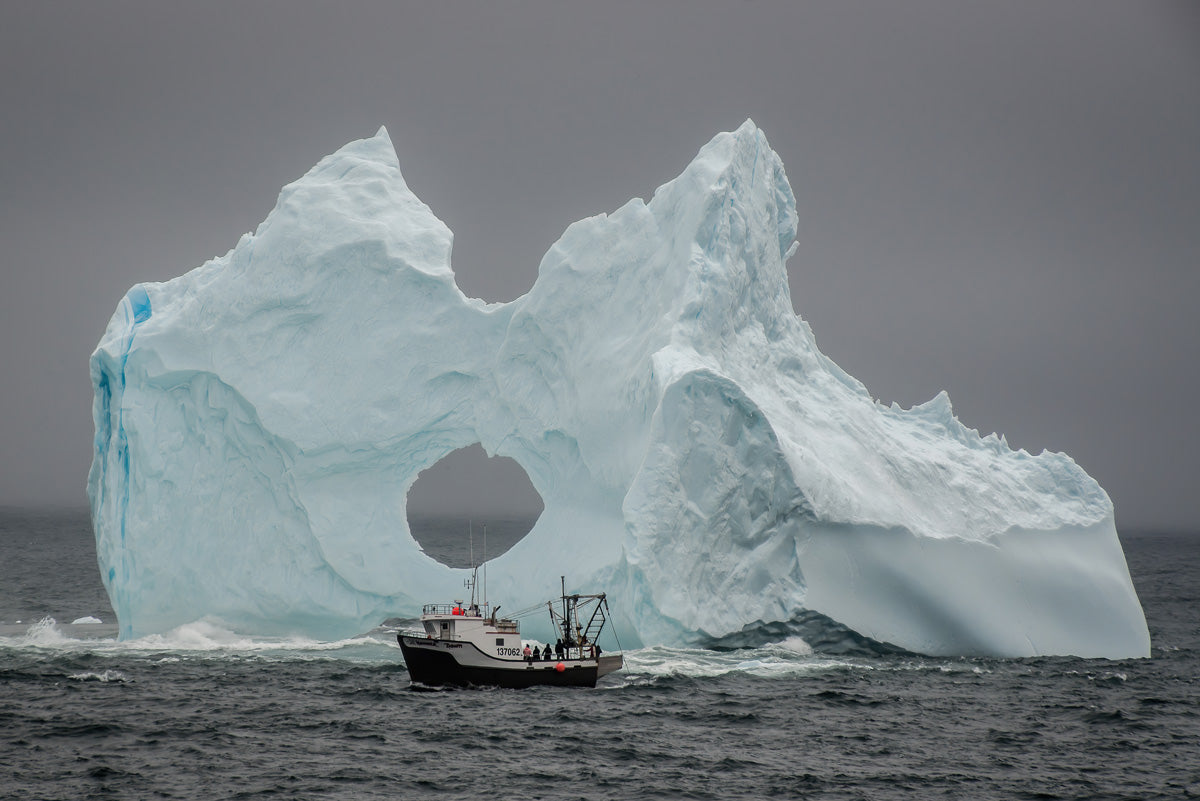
<box><xmin>1</xmin><ymin>508</ymin><xmax>1197</xmax><ymax>800</ymax></box>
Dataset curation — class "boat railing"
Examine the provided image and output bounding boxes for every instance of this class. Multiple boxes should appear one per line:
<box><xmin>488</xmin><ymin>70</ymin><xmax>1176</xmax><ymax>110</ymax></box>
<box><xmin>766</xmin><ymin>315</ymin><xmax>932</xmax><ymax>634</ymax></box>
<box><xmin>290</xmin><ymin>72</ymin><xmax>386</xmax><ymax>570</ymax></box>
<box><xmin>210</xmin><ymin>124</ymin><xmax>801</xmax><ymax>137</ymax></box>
<box><xmin>550</xmin><ymin>643</ymin><xmax>611</xmax><ymax>661</ymax></box>
<box><xmin>422</xmin><ymin>603</ymin><xmax>489</xmax><ymax>617</ymax></box>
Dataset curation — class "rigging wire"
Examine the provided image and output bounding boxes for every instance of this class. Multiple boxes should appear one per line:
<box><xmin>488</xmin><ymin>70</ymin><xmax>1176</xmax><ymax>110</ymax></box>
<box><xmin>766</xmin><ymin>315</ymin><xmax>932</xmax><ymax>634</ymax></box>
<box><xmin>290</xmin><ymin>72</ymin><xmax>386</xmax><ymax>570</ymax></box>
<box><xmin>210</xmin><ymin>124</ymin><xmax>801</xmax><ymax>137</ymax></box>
<box><xmin>506</xmin><ymin>601</ymin><xmax>551</xmax><ymax>620</ymax></box>
<box><xmin>609</xmin><ymin>600</ymin><xmax>625</xmax><ymax>654</ymax></box>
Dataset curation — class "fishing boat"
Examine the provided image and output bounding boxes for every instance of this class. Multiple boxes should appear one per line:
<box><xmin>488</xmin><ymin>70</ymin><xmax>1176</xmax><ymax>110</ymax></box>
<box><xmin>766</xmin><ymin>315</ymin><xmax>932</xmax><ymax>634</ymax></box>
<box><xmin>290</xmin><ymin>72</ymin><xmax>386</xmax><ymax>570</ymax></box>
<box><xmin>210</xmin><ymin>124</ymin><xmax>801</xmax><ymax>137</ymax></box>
<box><xmin>398</xmin><ymin>570</ymin><xmax>623</xmax><ymax>689</ymax></box>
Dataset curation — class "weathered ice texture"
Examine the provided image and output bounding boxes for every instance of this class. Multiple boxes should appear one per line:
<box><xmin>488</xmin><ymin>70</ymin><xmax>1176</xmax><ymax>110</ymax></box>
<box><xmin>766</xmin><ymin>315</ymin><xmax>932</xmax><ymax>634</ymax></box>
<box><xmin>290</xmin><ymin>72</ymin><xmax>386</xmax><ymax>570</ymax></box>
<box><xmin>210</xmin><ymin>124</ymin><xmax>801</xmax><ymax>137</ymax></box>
<box><xmin>89</xmin><ymin>122</ymin><xmax>1150</xmax><ymax>657</ymax></box>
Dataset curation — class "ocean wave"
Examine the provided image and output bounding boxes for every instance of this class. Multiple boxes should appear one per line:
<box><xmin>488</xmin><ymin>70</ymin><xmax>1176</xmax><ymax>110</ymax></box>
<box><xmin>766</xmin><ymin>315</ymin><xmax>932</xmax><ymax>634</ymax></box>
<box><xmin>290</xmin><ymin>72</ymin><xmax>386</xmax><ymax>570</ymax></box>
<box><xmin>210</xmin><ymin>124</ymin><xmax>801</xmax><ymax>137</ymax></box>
<box><xmin>68</xmin><ymin>669</ymin><xmax>129</xmax><ymax>682</ymax></box>
<box><xmin>0</xmin><ymin>616</ymin><xmax>400</xmax><ymax>661</ymax></box>
<box><xmin>614</xmin><ymin>640</ymin><xmax>860</xmax><ymax>681</ymax></box>
<box><xmin>1</xmin><ymin>617</ymin><xmax>984</xmax><ymax>681</ymax></box>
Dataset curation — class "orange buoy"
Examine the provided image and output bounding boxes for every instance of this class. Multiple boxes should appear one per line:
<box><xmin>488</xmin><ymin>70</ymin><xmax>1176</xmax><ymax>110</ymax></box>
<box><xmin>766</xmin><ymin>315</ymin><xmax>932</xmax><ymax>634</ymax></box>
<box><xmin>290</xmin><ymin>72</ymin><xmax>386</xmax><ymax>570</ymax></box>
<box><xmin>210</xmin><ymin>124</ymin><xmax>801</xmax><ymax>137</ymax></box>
<box><xmin>555</xmin><ymin>662</ymin><xmax>566</xmax><ymax>672</ymax></box>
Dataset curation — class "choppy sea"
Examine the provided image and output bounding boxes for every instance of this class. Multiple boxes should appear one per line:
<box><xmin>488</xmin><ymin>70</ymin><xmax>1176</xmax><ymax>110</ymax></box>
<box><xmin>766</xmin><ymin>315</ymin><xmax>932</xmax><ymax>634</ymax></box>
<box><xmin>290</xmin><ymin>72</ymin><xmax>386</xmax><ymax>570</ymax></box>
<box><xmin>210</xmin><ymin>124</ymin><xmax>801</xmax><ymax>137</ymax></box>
<box><xmin>1</xmin><ymin>508</ymin><xmax>1196</xmax><ymax>800</ymax></box>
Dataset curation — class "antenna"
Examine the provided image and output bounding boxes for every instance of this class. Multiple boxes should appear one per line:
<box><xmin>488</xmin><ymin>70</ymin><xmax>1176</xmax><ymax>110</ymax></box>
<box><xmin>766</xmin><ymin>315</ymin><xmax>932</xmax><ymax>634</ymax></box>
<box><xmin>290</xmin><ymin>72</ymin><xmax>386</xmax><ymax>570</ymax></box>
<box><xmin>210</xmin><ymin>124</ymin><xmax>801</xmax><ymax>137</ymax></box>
<box><xmin>460</xmin><ymin>520</ymin><xmax>480</xmax><ymax>608</ymax></box>
<box><xmin>482</xmin><ymin>524</ymin><xmax>488</xmax><ymax>609</ymax></box>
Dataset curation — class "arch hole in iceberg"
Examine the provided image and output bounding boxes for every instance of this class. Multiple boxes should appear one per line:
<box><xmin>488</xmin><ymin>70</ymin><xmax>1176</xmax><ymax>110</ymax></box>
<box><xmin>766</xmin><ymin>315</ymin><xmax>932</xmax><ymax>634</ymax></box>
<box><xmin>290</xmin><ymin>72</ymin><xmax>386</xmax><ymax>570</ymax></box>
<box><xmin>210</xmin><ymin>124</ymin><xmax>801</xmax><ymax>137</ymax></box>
<box><xmin>406</xmin><ymin>443</ymin><xmax>544</xmax><ymax>568</ymax></box>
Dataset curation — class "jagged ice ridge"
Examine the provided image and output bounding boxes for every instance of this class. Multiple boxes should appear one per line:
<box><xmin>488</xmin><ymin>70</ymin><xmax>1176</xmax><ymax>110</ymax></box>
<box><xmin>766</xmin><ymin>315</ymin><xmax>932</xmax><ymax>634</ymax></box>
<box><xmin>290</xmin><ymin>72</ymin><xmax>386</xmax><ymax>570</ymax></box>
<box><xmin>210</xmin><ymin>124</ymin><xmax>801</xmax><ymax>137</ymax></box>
<box><xmin>89</xmin><ymin>122</ymin><xmax>1150</xmax><ymax>657</ymax></box>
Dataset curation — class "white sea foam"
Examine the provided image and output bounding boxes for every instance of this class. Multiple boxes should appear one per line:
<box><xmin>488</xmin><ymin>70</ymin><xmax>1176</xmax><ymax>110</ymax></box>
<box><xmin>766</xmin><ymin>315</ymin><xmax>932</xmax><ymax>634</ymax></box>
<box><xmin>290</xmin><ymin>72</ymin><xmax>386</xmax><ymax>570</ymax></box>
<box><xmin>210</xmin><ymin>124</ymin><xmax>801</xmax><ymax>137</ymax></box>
<box><xmin>618</xmin><ymin>643</ymin><xmax>855</xmax><ymax>681</ymax></box>
<box><xmin>0</xmin><ymin>616</ymin><xmax>1012</xmax><ymax>682</ymax></box>
<box><xmin>18</xmin><ymin>616</ymin><xmax>73</xmax><ymax>647</ymax></box>
<box><xmin>0</xmin><ymin>617</ymin><xmax>829</xmax><ymax>677</ymax></box>
<box><xmin>69</xmin><ymin>670</ymin><xmax>128</xmax><ymax>682</ymax></box>
<box><xmin>0</xmin><ymin>616</ymin><xmax>398</xmax><ymax>662</ymax></box>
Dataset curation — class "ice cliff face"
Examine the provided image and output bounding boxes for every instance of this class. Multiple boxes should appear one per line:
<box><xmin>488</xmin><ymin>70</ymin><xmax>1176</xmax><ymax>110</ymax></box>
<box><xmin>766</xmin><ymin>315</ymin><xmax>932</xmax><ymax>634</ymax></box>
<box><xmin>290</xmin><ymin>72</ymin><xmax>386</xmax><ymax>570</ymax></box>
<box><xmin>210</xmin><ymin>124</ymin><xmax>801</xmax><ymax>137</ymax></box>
<box><xmin>89</xmin><ymin>122</ymin><xmax>1150</xmax><ymax>657</ymax></box>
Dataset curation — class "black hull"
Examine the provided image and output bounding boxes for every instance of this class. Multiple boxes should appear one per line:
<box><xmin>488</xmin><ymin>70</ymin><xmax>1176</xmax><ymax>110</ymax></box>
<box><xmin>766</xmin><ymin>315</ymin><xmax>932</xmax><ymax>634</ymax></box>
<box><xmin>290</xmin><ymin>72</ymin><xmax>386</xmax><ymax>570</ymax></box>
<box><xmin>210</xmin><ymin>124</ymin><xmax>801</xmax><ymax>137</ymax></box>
<box><xmin>399</xmin><ymin>638</ymin><xmax>600</xmax><ymax>688</ymax></box>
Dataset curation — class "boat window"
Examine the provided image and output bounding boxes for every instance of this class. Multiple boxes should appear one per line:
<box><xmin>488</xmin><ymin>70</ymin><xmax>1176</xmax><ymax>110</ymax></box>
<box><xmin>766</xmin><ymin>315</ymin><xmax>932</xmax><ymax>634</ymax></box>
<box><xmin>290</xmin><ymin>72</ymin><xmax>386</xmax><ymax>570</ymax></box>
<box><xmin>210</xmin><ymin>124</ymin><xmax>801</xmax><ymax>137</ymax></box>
<box><xmin>496</xmin><ymin>638</ymin><xmax>505</xmax><ymax>646</ymax></box>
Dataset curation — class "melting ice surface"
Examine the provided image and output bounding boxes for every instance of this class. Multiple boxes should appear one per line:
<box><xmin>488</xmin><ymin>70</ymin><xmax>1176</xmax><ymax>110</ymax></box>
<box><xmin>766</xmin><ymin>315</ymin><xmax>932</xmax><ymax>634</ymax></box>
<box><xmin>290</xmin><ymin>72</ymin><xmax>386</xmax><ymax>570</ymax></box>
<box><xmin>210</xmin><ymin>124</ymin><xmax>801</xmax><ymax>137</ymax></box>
<box><xmin>89</xmin><ymin>121</ymin><xmax>1150</xmax><ymax>658</ymax></box>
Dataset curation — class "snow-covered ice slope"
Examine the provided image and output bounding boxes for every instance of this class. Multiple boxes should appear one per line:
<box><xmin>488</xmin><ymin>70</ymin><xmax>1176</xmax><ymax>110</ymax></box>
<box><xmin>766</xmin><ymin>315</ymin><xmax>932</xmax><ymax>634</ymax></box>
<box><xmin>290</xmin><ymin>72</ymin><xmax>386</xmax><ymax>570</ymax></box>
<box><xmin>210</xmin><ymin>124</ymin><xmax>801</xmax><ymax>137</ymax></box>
<box><xmin>89</xmin><ymin>122</ymin><xmax>1150</xmax><ymax>657</ymax></box>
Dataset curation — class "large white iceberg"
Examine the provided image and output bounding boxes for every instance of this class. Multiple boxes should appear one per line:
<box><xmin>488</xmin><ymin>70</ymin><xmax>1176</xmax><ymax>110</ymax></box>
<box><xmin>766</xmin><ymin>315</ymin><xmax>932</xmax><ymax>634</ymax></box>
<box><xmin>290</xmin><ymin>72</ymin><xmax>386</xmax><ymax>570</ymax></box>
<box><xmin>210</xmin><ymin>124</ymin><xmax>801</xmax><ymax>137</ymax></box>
<box><xmin>89</xmin><ymin>122</ymin><xmax>1150</xmax><ymax>657</ymax></box>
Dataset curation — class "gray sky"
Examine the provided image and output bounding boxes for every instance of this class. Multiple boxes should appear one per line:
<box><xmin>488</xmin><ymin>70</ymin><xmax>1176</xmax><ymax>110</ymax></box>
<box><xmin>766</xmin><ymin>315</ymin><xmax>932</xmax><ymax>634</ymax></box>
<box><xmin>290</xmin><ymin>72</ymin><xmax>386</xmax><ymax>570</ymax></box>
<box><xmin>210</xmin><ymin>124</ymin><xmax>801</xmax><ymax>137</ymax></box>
<box><xmin>1</xmin><ymin>1</ymin><xmax>1197</xmax><ymax>530</ymax></box>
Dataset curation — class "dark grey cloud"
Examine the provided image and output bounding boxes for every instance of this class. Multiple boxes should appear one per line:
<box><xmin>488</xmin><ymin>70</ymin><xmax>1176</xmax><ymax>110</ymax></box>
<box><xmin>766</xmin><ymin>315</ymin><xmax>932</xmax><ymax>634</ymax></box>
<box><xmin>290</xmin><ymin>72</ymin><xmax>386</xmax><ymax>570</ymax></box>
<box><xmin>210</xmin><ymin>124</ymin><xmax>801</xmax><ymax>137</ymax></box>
<box><xmin>1</xmin><ymin>1</ymin><xmax>1197</xmax><ymax>529</ymax></box>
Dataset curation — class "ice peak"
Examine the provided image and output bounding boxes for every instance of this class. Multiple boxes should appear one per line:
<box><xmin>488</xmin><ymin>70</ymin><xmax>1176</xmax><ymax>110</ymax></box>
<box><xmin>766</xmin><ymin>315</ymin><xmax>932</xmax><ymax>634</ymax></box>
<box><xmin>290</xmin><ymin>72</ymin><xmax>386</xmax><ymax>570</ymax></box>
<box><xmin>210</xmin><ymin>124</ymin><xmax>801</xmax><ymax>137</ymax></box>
<box><xmin>258</xmin><ymin>128</ymin><xmax>450</xmax><ymax>281</ymax></box>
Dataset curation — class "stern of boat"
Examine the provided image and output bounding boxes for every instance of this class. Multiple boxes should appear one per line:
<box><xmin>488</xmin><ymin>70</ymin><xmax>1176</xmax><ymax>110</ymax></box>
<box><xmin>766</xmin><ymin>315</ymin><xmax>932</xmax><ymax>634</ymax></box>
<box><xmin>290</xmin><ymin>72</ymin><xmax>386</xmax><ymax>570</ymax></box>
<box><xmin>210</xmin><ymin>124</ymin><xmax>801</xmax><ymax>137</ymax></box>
<box><xmin>596</xmin><ymin>653</ymin><xmax>623</xmax><ymax>679</ymax></box>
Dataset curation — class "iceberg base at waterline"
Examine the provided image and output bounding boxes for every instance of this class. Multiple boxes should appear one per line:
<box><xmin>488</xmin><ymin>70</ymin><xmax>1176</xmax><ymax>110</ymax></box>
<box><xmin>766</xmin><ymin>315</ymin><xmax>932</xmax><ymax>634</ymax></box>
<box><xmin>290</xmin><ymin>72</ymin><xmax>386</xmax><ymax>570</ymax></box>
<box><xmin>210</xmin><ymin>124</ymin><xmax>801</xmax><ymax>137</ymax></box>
<box><xmin>88</xmin><ymin>121</ymin><xmax>1150</xmax><ymax>658</ymax></box>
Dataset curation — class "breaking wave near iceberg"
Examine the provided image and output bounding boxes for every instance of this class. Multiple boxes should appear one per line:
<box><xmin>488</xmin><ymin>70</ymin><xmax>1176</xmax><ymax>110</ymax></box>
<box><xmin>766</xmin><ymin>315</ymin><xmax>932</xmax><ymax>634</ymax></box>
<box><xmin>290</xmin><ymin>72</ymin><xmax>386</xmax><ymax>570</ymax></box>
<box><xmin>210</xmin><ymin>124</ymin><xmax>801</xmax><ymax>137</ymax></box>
<box><xmin>0</xmin><ymin>615</ymin><xmax>950</xmax><ymax>688</ymax></box>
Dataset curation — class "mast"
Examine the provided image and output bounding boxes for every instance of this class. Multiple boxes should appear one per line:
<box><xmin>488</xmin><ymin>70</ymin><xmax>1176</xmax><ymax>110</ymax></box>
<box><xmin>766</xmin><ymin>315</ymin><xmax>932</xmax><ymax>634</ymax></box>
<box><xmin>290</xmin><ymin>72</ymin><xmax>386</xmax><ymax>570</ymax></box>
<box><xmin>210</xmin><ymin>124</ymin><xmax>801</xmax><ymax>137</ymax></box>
<box><xmin>465</xmin><ymin>521</ymin><xmax>478</xmax><ymax>609</ymax></box>
<box><xmin>561</xmin><ymin>576</ymin><xmax>569</xmax><ymax>644</ymax></box>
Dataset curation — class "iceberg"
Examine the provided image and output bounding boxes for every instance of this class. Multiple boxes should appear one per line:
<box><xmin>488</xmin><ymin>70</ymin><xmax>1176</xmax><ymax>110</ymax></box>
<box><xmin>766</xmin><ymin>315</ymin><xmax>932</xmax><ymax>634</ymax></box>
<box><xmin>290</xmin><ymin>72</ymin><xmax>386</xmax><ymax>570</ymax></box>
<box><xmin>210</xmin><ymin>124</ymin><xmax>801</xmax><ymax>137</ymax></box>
<box><xmin>89</xmin><ymin>121</ymin><xmax>1150</xmax><ymax>658</ymax></box>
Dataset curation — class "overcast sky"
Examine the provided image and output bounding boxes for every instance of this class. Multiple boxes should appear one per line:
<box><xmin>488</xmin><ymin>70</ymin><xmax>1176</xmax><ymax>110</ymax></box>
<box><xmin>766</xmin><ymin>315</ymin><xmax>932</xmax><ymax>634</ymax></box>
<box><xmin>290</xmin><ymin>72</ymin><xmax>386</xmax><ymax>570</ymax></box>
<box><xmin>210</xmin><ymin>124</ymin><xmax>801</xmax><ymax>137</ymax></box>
<box><xmin>1</xmin><ymin>2</ymin><xmax>1197</xmax><ymax>530</ymax></box>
